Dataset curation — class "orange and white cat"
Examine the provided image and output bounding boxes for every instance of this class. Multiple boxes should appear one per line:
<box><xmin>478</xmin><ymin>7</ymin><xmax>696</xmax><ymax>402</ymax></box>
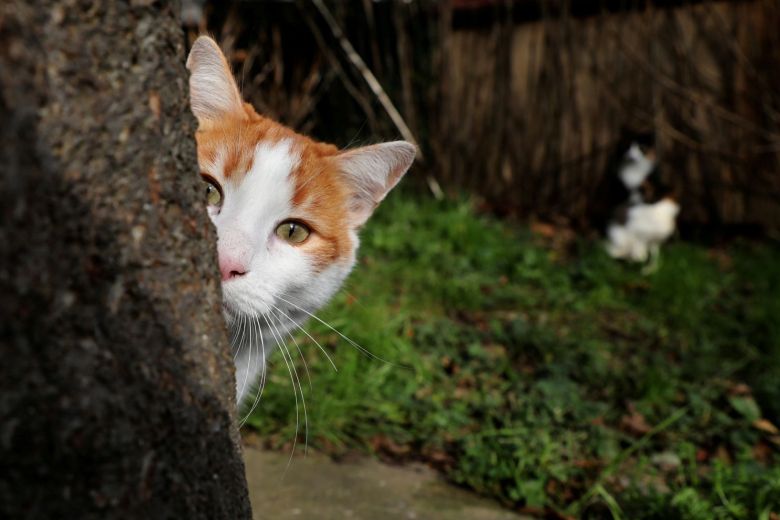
<box><xmin>185</xmin><ymin>36</ymin><xmax>415</xmax><ymax>406</ymax></box>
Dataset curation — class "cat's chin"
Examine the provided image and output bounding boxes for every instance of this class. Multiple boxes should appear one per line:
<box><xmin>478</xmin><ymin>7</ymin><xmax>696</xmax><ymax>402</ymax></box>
<box><xmin>221</xmin><ymin>297</ymin><xmax>307</xmax><ymax>334</ymax></box>
<box><xmin>221</xmin><ymin>299</ymin><xmax>273</xmax><ymax>326</ymax></box>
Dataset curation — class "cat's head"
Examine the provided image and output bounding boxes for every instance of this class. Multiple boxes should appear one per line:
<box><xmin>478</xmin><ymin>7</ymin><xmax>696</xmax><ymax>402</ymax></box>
<box><xmin>186</xmin><ymin>36</ymin><xmax>414</xmax><ymax>326</ymax></box>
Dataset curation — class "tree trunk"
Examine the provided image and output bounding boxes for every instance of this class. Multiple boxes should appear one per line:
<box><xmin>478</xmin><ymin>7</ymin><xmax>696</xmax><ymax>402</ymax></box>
<box><xmin>0</xmin><ymin>2</ymin><xmax>251</xmax><ymax>518</ymax></box>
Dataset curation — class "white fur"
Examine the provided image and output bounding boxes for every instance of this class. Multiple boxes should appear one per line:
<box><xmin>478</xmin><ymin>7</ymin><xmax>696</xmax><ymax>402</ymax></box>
<box><xmin>606</xmin><ymin>198</ymin><xmax>680</xmax><ymax>263</ymax></box>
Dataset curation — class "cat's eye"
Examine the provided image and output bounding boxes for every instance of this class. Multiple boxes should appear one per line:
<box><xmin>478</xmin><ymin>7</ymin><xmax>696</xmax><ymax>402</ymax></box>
<box><xmin>275</xmin><ymin>221</ymin><xmax>310</xmax><ymax>244</ymax></box>
<box><xmin>202</xmin><ymin>175</ymin><xmax>223</xmax><ymax>207</ymax></box>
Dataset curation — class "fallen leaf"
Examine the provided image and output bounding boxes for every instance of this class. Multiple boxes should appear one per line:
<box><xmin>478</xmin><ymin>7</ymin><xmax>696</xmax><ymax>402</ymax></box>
<box><xmin>369</xmin><ymin>435</ymin><xmax>410</xmax><ymax>458</ymax></box>
<box><xmin>753</xmin><ymin>441</ymin><xmax>773</xmax><ymax>464</ymax></box>
<box><xmin>728</xmin><ymin>382</ymin><xmax>752</xmax><ymax>396</ymax></box>
<box><xmin>753</xmin><ymin>419</ymin><xmax>779</xmax><ymax>435</ymax></box>
<box><xmin>621</xmin><ymin>403</ymin><xmax>651</xmax><ymax>435</ymax></box>
<box><xmin>530</xmin><ymin>222</ymin><xmax>556</xmax><ymax>238</ymax></box>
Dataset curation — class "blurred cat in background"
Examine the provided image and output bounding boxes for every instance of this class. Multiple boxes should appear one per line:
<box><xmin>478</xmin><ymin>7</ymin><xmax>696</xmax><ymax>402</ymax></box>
<box><xmin>186</xmin><ymin>36</ymin><xmax>415</xmax><ymax>410</ymax></box>
<box><xmin>603</xmin><ymin>137</ymin><xmax>679</xmax><ymax>272</ymax></box>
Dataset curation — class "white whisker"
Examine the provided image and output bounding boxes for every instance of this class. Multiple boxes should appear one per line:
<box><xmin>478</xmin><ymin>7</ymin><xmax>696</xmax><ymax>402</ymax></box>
<box><xmin>276</xmin><ymin>294</ymin><xmax>401</xmax><ymax>367</ymax></box>
<box><xmin>263</xmin><ymin>314</ymin><xmax>307</xmax><ymax>467</ymax></box>
<box><xmin>237</xmin><ymin>314</ymin><xmax>253</xmax><ymax>411</ymax></box>
<box><xmin>240</xmin><ymin>314</ymin><xmax>267</xmax><ymax>427</ymax></box>
<box><xmin>270</xmin><ymin>308</ymin><xmax>313</xmax><ymax>391</ymax></box>
<box><xmin>232</xmin><ymin>313</ymin><xmax>246</xmax><ymax>361</ymax></box>
<box><xmin>273</xmin><ymin>305</ymin><xmax>338</xmax><ymax>373</ymax></box>
<box><xmin>267</xmin><ymin>312</ymin><xmax>309</xmax><ymax>457</ymax></box>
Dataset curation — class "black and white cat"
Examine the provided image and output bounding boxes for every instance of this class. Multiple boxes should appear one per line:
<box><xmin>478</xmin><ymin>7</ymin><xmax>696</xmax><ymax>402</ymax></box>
<box><xmin>603</xmin><ymin>137</ymin><xmax>680</xmax><ymax>270</ymax></box>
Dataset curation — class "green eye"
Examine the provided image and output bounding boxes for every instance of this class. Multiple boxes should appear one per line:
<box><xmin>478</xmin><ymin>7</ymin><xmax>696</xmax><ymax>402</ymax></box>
<box><xmin>275</xmin><ymin>221</ymin><xmax>310</xmax><ymax>244</ymax></box>
<box><xmin>202</xmin><ymin>175</ymin><xmax>222</xmax><ymax>207</ymax></box>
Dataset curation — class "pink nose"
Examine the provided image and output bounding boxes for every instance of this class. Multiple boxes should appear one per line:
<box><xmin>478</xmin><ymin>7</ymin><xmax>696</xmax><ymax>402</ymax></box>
<box><xmin>219</xmin><ymin>255</ymin><xmax>248</xmax><ymax>281</ymax></box>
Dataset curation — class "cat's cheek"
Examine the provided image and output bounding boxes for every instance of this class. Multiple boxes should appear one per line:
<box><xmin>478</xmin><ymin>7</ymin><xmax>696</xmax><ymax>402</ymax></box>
<box><xmin>313</xmin><ymin>260</ymin><xmax>356</xmax><ymax>304</ymax></box>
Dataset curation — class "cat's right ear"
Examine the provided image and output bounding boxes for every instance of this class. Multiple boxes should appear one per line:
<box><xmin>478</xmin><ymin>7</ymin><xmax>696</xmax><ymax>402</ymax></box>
<box><xmin>186</xmin><ymin>36</ymin><xmax>246</xmax><ymax>124</ymax></box>
<box><xmin>335</xmin><ymin>141</ymin><xmax>416</xmax><ymax>228</ymax></box>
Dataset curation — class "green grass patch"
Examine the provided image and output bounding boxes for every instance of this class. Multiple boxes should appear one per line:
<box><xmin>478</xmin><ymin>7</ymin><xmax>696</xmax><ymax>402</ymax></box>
<box><xmin>247</xmin><ymin>192</ymin><xmax>780</xmax><ymax>518</ymax></box>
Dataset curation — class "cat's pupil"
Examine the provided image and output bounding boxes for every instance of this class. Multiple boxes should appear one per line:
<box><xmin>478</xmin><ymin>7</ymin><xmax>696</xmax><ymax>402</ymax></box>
<box><xmin>287</xmin><ymin>224</ymin><xmax>296</xmax><ymax>237</ymax></box>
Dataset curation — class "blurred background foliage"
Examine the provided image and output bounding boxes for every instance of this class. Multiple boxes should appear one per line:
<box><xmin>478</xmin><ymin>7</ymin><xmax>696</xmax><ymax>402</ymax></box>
<box><xmin>184</xmin><ymin>0</ymin><xmax>780</xmax><ymax>517</ymax></box>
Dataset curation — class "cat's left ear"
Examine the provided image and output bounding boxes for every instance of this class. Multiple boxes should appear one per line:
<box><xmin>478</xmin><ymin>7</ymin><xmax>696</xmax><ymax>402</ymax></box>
<box><xmin>335</xmin><ymin>141</ymin><xmax>416</xmax><ymax>227</ymax></box>
<box><xmin>186</xmin><ymin>36</ymin><xmax>246</xmax><ymax>124</ymax></box>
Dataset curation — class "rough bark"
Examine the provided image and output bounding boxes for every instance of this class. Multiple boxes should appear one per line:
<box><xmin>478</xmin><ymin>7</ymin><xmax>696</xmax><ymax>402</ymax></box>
<box><xmin>0</xmin><ymin>1</ymin><xmax>251</xmax><ymax>518</ymax></box>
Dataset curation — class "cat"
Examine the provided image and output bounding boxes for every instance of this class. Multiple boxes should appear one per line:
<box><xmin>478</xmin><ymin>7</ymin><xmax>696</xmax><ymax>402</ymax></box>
<box><xmin>604</xmin><ymin>139</ymin><xmax>679</xmax><ymax>271</ymax></box>
<box><xmin>185</xmin><ymin>36</ymin><xmax>415</xmax><ymax>407</ymax></box>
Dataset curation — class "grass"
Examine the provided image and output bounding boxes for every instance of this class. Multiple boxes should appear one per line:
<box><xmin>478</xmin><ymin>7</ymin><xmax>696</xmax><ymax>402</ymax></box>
<box><xmin>246</xmin><ymin>190</ymin><xmax>780</xmax><ymax>519</ymax></box>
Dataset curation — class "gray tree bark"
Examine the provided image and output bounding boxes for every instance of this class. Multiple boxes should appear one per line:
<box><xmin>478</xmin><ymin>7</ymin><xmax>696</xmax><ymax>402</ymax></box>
<box><xmin>0</xmin><ymin>1</ymin><xmax>251</xmax><ymax>518</ymax></box>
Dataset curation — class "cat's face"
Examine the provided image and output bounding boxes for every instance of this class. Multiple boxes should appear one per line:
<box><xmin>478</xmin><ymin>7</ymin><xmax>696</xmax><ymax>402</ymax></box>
<box><xmin>186</xmin><ymin>37</ymin><xmax>414</xmax><ymax>377</ymax></box>
<box><xmin>195</xmin><ymin>120</ymin><xmax>356</xmax><ymax>328</ymax></box>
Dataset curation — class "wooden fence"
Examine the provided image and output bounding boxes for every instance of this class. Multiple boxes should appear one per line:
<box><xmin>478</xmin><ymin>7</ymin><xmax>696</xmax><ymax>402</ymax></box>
<box><xmin>198</xmin><ymin>0</ymin><xmax>780</xmax><ymax>233</ymax></box>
